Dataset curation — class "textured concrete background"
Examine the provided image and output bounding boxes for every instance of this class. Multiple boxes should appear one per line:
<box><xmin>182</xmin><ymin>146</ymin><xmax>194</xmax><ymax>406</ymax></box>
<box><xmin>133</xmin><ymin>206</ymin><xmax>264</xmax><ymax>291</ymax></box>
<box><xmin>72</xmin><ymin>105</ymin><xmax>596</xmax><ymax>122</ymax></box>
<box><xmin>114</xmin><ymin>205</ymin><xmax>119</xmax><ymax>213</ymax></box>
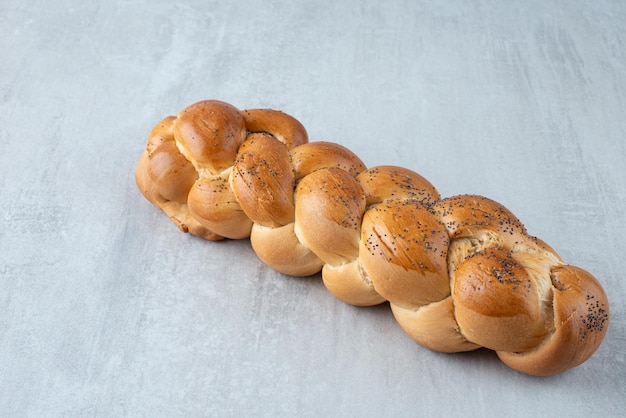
<box><xmin>1</xmin><ymin>0</ymin><xmax>625</xmax><ymax>416</ymax></box>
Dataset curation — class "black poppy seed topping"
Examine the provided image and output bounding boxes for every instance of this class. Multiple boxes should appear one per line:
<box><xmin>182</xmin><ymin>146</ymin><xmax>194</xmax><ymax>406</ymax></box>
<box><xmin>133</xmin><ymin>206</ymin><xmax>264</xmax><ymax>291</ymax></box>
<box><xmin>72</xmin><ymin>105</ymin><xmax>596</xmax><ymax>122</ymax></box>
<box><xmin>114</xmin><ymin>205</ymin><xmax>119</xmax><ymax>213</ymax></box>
<box><xmin>466</xmin><ymin>249</ymin><xmax>528</xmax><ymax>290</ymax></box>
<box><xmin>551</xmin><ymin>275</ymin><xmax>568</xmax><ymax>291</ymax></box>
<box><xmin>316</xmin><ymin>179</ymin><xmax>363</xmax><ymax>230</ymax></box>
<box><xmin>579</xmin><ymin>297</ymin><xmax>609</xmax><ymax>340</ymax></box>
<box><xmin>362</xmin><ymin>202</ymin><xmax>449</xmax><ymax>265</ymax></box>
<box><xmin>208</xmin><ymin>177</ymin><xmax>229</xmax><ymax>193</ymax></box>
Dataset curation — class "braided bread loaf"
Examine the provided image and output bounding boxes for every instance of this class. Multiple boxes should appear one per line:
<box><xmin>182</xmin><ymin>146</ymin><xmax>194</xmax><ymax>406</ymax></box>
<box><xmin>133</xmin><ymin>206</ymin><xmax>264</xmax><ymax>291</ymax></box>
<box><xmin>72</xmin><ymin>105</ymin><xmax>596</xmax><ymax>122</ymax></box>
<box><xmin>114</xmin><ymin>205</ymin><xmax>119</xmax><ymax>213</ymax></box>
<box><xmin>135</xmin><ymin>100</ymin><xmax>610</xmax><ymax>376</ymax></box>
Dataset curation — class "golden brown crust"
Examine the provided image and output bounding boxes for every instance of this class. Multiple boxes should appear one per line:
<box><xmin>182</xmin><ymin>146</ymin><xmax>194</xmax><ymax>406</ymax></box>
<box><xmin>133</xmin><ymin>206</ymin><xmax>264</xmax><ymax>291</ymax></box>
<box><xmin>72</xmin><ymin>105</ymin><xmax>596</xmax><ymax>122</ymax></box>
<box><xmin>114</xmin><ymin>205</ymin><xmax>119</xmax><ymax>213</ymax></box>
<box><xmin>174</xmin><ymin>100</ymin><xmax>247</xmax><ymax>174</ymax></box>
<box><xmin>135</xmin><ymin>146</ymin><xmax>223</xmax><ymax>241</ymax></box>
<box><xmin>391</xmin><ymin>298</ymin><xmax>480</xmax><ymax>353</ymax></box>
<box><xmin>187</xmin><ymin>171</ymin><xmax>253</xmax><ymax>239</ymax></box>
<box><xmin>136</xmin><ymin>101</ymin><xmax>310</xmax><ymax>241</ymax></box>
<box><xmin>357</xmin><ymin>165</ymin><xmax>440</xmax><ymax>207</ymax></box>
<box><xmin>136</xmin><ymin>100</ymin><xmax>610</xmax><ymax>376</ymax></box>
<box><xmin>453</xmin><ymin>248</ymin><xmax>551</xmax><ymax>351</ymax></box>
<box><xmin>146</xmin><ymin>116</ymin><xmax>176</xmax><ymax>152</ymax></box>
<box><xmin>250</xmin><ymin>223</ymin><xmax>324</xmax><ymax>277</ymax></box>
<box><xmin>497</xmin><ymin>265</ymin><xmax>610</xmax><ymax>375</ymax></box>
<box><xmin>231</xmin><ymin>133</ymin><xmax>295</xmax><ymax>227</ymax></box>
<box><xmin>290</xmin><ymin>141</ymin><xmax>366</xmax><ymax>180</ymax></box>
<box><xmin>242</xmin><ymin>108</ymin><xmax>308</xmax><ymax>149</ymax></box>
<box><xmin>359</xmin><ymin>199</ymin><xmax>450</xmax><ymax>308</ymax></box>
<box><xmin>431</xmin><ymin>195</ymin><xmax>528</xmax><ymax>250</ymax></box>
<box><xmin>146</xmin><ymin>140</ymin><xmax>197</xmax><ymax>203</ymax></box>
<box><xmin>321</xmin><ymin>260</ymin><xmax>386</xmax><ymax>306</ymax></box>
<box><xmin>294</xmin><ymin>167</ymin><xmax>366</xmax><ymax>265</ymax></box>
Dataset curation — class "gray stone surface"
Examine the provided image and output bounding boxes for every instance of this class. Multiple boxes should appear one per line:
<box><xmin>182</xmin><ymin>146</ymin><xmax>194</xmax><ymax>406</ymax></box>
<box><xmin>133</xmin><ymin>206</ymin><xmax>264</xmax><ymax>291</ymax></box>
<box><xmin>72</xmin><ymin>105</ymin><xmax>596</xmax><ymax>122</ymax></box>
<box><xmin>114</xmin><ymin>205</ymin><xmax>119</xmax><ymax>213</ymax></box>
<box><xmin>1</xmin><ymin>0</ymin><xmax>624</xmax><ymax>416</ymax></box>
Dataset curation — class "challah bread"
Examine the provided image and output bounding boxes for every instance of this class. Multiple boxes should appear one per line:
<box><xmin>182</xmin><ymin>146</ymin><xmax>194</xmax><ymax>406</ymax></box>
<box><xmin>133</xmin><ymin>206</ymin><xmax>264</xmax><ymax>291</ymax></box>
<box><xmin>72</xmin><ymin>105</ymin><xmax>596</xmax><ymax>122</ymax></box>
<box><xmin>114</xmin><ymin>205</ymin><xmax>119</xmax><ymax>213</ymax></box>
<box><xmin>135</xmin><ymin>100</ymin><xmax>610</xmax><ymax>376</ymax></box>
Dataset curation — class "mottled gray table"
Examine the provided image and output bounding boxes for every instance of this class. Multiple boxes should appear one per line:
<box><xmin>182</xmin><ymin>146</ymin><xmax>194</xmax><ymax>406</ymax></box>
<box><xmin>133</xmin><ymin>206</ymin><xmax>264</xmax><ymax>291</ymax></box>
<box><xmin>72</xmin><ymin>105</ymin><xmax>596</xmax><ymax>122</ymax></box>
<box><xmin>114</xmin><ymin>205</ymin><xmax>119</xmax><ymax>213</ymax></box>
<box><xmin>1</xmin><ymin>0</ymin><xmax>625</xmax><ymax>416</ymax></box>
